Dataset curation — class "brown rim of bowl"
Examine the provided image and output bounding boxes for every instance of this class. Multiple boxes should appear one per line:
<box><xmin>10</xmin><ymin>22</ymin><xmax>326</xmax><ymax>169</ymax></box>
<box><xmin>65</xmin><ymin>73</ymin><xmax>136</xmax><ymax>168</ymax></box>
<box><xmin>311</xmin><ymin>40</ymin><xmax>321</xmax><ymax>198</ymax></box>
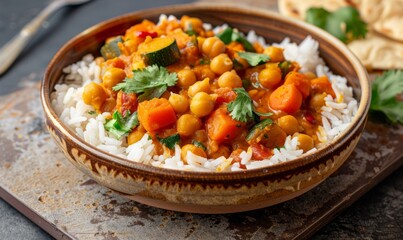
<box><xmin>41</xmin><ymin>3</ymin><xmax>370</xmax><ymax>182</ymax></box>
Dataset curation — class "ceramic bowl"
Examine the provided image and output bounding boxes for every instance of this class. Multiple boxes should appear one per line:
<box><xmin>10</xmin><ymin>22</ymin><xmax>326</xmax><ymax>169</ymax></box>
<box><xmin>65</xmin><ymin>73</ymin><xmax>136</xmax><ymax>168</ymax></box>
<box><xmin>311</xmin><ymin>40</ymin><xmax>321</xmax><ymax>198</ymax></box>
<box><xmin>41</xmin><ymin>3</ymin><xmax>370</xmax><ymax>214</ymax></box>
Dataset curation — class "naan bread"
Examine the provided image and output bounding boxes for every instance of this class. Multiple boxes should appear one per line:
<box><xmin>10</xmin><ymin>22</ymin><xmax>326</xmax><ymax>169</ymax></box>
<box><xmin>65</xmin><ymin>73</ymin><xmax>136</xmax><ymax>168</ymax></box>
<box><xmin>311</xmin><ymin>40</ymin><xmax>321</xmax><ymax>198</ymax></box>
<box><xmin>278</xmin><ymin>0</ymin><xmax>403</xmax><ymax>69</ymax></box>
<box><xmin>348</xmin><ymin>32</ymin><xmax>403</xmax><ymax>70</ymax></box>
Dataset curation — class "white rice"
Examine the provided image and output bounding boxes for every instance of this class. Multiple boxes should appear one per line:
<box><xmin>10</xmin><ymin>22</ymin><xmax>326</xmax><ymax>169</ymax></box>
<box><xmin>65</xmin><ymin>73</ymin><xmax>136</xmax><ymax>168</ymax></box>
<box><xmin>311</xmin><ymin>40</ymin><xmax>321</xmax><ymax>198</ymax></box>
<box><xmin>51</xmin><ymin>16</ymin><xmax>358</xmax><ymax>172</ymax></box>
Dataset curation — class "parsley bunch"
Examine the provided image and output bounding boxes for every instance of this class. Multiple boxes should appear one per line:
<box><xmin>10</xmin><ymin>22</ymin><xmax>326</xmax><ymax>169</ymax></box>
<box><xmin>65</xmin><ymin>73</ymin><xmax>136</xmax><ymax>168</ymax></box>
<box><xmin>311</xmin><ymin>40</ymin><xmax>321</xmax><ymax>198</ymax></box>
<box><xmin>305</xmin><ymin>6</ymin><xmax>367</xmax><ymax>43</ymax></box>
<box><xmin>370</xmin><ymin>70</ymin><xmax>403</xmax><ymax>124</ymax></box>
<box><xmin>113</xmin><ymin>65</ymin><xmax>178</xmax><ymax>101</ymax></box>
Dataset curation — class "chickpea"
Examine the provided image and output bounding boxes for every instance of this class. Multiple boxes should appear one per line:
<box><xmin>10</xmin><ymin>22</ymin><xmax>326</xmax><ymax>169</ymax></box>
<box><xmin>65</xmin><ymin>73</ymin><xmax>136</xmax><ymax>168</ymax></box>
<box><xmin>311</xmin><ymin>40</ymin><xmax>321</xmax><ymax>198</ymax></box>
<box><xmin>101</xmin><ymin>97</ymin><xmax>117</xmax><ymax>113</ymax></box>
<box><xmin>309</xmin><ymin>93</ymin><xmax>327</xmax><ymax>110</ymax></box>
<box><xmin>297</xmin><ymin>134</ymin><xmax>315</xmax><ymax>152</ymax></box>
<box><xmin>217</xmin><ymin>70</ymin><xmax>243</xmax><ymax>88</ymax></box>
<box><xmin>82</xmin><ymin>82</ymin><xmax>107</xmax><ymax>110</ymax></box>
<box><xmin>258</xmin><ymin>66</ymin><xmax>282</xmax><ymax>89</ymax></box>
<box><xmin>169</xmin><ymin>93</ymin><xmax>189</xmax><ymax>114</ymax></box>
<box><xmin>102</xmin><ymin>68</ymin><xmax>126</xmax><ymax>90</ymax></box>
<box><xmin>210</xmin><ymin>53</ymin><xmax>233</xmax><ymax>75</ymax></box>
<box><xmin>208</xmin><ymin>145</ymin><xmax>230</xmax><ymax>159</ymax></box>
<box><xmin>202</xmin><ymin>37</ymin><xmax>226</xmax><ymax>58</ymax></box>
<box><xmin>127</xmin><ymin>127</ymin><xmax>146</xmax><ymax>145</ymax></box>
<box><xmin>190</xmin><ymin>92</ymin><xmax>215</xmax><ymax>117</ymax></box>
<box><xmin>177</xmin><ymin>114</ymin><xmax>202</xmax><ymax>137</ymax></box>
<box><xmin>177</xmin><ymin>69</ymin><xmax>197</xmax><ymax>89</ymax></box>
<box><xmin>199</xmin><ymin>66</ymin><xmax>216</xmax><ymax>81</ymax></box>
<box><xmin>277</xmin><ymin>115</ymin><xmax>300</xmax><ymax>135</ymax></box>
<box><xmin>197</xmin><ymin>37</ymin><xmax>205</xmax><ymax>52</ymax></box>
<box><xmin>264</xmin><ymin>46</ymin><xmax>285</xmax><ymax>62</ymax></box>
<box><xmin>181</xmin><ymin>144</ymin><xmax>207</xmax><ymax>163</ymax></box>
<box><xmin>304</xmin><ymin>71</ymin><xmax>317</xmax><ymax>80</ymax></box>
<box><xmin>188</xmin><ymin>78</ymin><xmax>211</xmax><ymax>97</ymax></box>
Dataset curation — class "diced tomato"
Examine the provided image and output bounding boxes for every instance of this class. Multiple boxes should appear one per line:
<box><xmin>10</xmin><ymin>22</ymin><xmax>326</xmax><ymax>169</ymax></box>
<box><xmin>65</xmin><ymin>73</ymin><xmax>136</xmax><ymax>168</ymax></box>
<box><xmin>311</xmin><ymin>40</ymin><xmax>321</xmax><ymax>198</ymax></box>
<box><xmin>116</xmin><ymin>91</ymin><xmax>138</xmax><ymax>116</ymax></box>
<box><xmin>214</xmin><ymin>88</ymin><xmax>237</xmax><ymax>106</ymax></box>
<box><xmin>136</xmin><ymin>31</ymin><xmax>158</xmax><ymax>38</ymax></box>
<box><xmin>250</xmin><ymin>143</ymin><xmax>273</xmax><ymax>160</ymax></box>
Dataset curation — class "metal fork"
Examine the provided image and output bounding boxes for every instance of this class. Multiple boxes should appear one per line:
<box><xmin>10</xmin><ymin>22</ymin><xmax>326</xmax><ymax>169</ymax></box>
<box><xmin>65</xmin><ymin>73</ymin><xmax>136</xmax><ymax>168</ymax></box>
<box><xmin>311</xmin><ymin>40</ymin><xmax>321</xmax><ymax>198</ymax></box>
<box><xmin>0</xmin><ymin>0</ymin><xmax>92</xmax><ymax>75</ymax></box>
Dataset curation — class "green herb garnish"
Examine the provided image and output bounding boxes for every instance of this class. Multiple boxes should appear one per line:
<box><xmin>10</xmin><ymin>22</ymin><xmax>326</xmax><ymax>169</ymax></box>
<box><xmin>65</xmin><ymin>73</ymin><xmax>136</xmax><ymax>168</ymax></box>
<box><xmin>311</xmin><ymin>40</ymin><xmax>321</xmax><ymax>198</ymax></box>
<box><xmin>192</xmin><ymin>140</ymin><xmax>207</xmax><ymax>151</ymax></box>
<box><xmin>305</xmin><ymin>6</ymin><xmax>367</xmax><ymax>43</ymax></box>
<box><xmin>279</xmin><ymin>61</ymin><xmax>292</xmax><ymax>78</ymax></box>
<box><xmin>158</xmin><ymin>134</ymin><xmax>180</xmax><ymax>150</ymax></box>
<box><xmin>370</xmin><ymin>70</ymin><xmax>403</xmax><ymax>124</ymax></box>
<box><xmin>238</xmin><ymin>52</ymin><xmax>270</xmax><ymax>67</ymax></box>
<box><xmin>216</xmin><ymin>27</ymin><xmax>255</xmax><ymax>52</ymax></box>
<box><xmin>185</xmin><ymin>23</ymin><xmax>197</xmax><ymax>36</ymax></box>
<box><xmin>104</xmin><ymin>111</ymin><xmax>139</xmax><ymax>139</ymax></box>
<box><xmin>87</xmin><ymin>110</ymin><xmax>96</xmax><ymax>115</ymax></box>
<box><xmin>227</xmin><ymin>88</ymin><xmax>254</xmax><ymax>122</ymax></box>
<box><xmin>113</xmin><ymin>65</ymin><xmax>178</xmax><ymax>101</ymax></box>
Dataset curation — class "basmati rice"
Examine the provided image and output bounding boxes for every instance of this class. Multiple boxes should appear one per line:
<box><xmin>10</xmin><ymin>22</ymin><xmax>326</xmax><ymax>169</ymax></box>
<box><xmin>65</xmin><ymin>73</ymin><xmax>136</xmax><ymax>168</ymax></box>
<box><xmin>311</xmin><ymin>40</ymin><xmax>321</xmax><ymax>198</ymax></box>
<box><xmin>51</xmin><ymin>16</ymin><xmax>358</xmax><ymax>172</ymax></box>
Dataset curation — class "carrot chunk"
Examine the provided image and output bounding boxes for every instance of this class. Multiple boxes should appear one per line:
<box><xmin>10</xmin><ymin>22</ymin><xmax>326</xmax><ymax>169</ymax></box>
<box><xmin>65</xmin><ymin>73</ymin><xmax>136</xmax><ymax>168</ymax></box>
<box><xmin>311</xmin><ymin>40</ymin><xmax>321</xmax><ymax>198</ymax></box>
<box><xmin>206</xmin><ymin>108</ymin><xmax>242</xmax><ymax>142</ymax></box>
<box><xmin>269</xmin><ymin>84</ymin><xmax>302</xmax><ymax>114</ymax></box>
<box><xmin>310</xmin><ymin>76</ymin><xmax>336</xmax><ymax>98</ymax></box>
<box><xmin>138</xmin><ymin>98</ymin><xmax>177</xmax><ymax>133</ymax></box>
<box><xmin>284</xmin><ymin>71</ymin><xmax>311</xmax><ymax>98</ymax></box>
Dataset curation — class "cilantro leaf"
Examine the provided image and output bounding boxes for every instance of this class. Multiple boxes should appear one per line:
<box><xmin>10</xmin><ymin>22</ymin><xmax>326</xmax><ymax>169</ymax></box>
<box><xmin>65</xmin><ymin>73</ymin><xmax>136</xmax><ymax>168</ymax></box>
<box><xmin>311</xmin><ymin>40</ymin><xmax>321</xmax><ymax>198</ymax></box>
<box><xmin>227</xmin><ymin>88</ymin><xmax>254</xmax><ymax>122</ymax></box>
<box><xmin>216</xmin><ymin>27</ymin><xmax>255</xmax><ymax>52</ymax></box>
<box><xmin>306</xmin><ymin>6</ymin><xmax>367</xmax><ymax>43</ymax></box>
<box><xmin>113</xmin><ymin>65</ymin><xmax>178</xmax><ymax>101</ymax></box>
<box><xmin>238</xmin><ymin>52</ymin><xmax>270</xmax><ymax>67</ymax></box>
<box><xmin>158</xmin><ymin>134</ymin><xmax>180</xmax><ymax>150</ymax></box>
<box><xmin>370</xmin><ymin>70</ymin><xmax>403</xmax><ymax>124</ymax></box>
<box><xmin>216</xmin><ymin>27</ymin><xmax>233</xmax><ymax>44</ymax></box>
<box><xmin>104</xmin><ymin>111</ymin><xmax>139</xmax><ymax>139</ymax></box>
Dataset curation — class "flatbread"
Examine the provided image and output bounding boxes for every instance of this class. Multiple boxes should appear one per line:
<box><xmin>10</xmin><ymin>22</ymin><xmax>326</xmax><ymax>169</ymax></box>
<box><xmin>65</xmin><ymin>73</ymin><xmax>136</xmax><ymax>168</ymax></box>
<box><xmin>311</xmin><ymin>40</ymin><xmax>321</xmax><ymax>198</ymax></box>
<box><xmin>278</xmin><ymin>0</ymin><xmax>353</xmax><ymax>20</ymax></box>
<box><xmin>278</xmin><ymin>0</ymin><xmax>403</xmax><ymax>69</ymax></box>
<box><xmin>348</xmin><ymin>32</ymin><xmax>403</xmax><ymax>70</ymax></box>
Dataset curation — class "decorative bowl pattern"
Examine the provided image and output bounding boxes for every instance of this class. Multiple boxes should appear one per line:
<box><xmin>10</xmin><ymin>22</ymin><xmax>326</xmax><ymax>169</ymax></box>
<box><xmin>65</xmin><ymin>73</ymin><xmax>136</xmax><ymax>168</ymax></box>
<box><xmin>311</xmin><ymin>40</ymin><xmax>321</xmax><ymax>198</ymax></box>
<box><xmin>41</xmin><ymin>3</ymin><xmax>370</xmax><ymax>213</ymax></box>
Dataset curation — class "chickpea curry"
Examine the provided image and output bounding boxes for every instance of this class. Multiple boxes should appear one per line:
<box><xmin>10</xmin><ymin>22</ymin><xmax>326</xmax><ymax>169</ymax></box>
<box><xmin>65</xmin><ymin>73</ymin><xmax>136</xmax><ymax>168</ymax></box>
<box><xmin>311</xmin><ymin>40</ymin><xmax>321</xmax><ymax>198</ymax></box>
<box><xmin>82</xmin><ymin>16</ymin><xmax>336</xmax><ymax>166</ymax></box>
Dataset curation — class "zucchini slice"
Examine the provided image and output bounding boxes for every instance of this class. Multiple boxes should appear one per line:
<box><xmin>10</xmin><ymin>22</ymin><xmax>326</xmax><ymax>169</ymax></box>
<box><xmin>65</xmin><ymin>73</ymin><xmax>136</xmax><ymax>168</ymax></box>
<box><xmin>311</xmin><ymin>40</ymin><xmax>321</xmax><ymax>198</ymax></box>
<box><xmin>100</xmin><ymin>36</ymin><xmax>123</xmax><ymax>60</ymax></box>
<box><xmin>139</xmin><ymin>37</ymin><xmax>181</xmax><ymax>67</ymax></box>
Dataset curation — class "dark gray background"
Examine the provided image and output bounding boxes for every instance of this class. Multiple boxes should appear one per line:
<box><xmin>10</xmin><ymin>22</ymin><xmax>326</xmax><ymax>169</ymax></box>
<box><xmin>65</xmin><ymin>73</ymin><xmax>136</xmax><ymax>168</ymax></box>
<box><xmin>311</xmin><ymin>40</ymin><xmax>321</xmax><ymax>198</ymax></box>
<box><xmin>0</xmin><ymin>0</ymin><xmax>402</xmax><ymax>239</ymax></box>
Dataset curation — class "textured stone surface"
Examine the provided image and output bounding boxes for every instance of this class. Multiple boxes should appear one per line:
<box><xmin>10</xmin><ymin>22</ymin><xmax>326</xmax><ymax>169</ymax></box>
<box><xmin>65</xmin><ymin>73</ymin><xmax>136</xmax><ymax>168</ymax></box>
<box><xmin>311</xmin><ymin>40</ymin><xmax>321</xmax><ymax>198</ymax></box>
<box><xmin>0</xmin><ymin>0</ymin><xmax>402</xmax><ymax>239</ymax></box>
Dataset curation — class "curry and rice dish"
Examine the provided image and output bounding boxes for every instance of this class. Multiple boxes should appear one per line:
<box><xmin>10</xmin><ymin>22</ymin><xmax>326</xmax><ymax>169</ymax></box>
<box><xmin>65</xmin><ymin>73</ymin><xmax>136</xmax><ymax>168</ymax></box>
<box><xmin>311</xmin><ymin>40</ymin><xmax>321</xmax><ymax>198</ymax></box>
<box><xmin>52</xmin><ymin>15</ymin><xmax>358</xmax><ymax>171</ymax></box>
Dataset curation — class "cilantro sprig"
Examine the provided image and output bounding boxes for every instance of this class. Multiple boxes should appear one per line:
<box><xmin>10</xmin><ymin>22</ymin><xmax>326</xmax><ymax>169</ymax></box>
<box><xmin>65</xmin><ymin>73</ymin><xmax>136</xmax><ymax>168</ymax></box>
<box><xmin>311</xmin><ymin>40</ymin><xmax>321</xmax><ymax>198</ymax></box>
<box><xmin>227</xmin><ymin>88</ymin><xmax>254</xmax><ymax>122</ymax></box>
<box><xmin>238</xmin><ymin>52</ymin><xmax>270</xmax><ymax>67</ymax></box>
<box><xmin>370</xmin><ymin>70</ymin><xmax>403</xmax><ymax>124</ymax></box>
<box><xmin>227</xmin><ymin>88</ymin><xmax>273</xmax><ymax>122</ymax></box>
<box><xmin>104</xmin><ymin>111</ymin><xmax>139</xmax><ymax>139</ymax></box>
<box><xmin>113</xmin><ymin>65</ymin><xmax>178</xmax><ymax>101</ymax></box>
<box><xmin>158</xmin><ymin>134</ymin><xmax>180</xmax><ymax>150</ymax></box>
<box><xmin>305</xmin><ymin>6</ymin><xmax>367</xmax><ymax>43</ymax></box>
<box><xmin>216</xmin><ymin>27</ymin><xmax>255</xmax><ymax>52</ymax></box>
